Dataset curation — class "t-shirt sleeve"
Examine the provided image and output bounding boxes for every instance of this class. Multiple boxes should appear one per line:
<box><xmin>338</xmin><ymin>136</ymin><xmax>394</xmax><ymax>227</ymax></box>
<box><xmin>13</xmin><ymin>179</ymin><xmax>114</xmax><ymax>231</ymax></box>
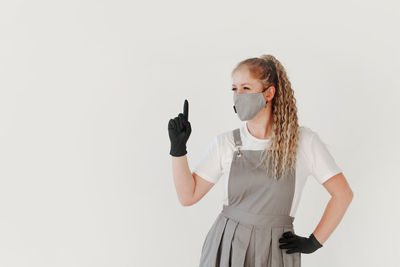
<box><xmin>192</xmin><ymin>135</ymin><xmax>222</xmax><ymax>184</ymax></box>
<box><xmin>308</xmin><ymin>131</ymin><xmax>343</xmax><ymax>184</ymax></box>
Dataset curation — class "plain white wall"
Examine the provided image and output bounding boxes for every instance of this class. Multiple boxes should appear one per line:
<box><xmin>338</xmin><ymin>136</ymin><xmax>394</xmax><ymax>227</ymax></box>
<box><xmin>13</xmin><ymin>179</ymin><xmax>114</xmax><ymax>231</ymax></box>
<box><xmin>0</xmin><ymin>0</ymin><xmax>399</xmax><ymax>266</ymax></box>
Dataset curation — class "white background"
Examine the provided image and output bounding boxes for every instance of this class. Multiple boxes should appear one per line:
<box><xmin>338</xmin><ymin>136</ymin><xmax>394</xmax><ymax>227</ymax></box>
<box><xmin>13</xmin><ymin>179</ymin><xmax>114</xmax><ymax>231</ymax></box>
<box><xmin>0</xmin><ymin>0</ymin><xmax>399</xmax><ymax>266</ymax></box>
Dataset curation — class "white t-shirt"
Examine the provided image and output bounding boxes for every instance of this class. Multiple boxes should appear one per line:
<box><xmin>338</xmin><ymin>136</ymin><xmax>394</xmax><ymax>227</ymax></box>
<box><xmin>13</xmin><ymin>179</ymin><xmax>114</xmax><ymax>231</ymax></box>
<box><xmin>192</xmin><ymin>121</ymin><xmax>343</xmax><ymax>217</ymax></box>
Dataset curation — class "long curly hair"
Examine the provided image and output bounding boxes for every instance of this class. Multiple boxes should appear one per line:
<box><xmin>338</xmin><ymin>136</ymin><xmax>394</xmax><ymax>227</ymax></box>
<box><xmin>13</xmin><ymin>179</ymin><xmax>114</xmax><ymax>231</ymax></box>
<box><xmin>231</xmin><ymin>54</ymin><xmax>300</xmax><ymax>180</ymax></box>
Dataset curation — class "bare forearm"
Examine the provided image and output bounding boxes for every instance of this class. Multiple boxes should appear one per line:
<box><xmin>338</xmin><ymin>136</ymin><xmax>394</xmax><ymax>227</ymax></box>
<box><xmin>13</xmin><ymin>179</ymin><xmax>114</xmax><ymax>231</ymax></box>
<box><xmin>312</xmin><ymin>193</ymin><xmax>354</xmax><ymax>244</ymax></box>
<box><xmin>171</xmin><ymin>155</ymin><xmax>195</xmax><ymax>205</ymax></box>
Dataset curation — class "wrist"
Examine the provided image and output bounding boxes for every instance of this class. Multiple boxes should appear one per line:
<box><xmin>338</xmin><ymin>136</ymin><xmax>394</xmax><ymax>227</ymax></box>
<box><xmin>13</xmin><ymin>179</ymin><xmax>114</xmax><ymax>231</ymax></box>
<box><xmin>309</xmin><ymin>233</ymin><xmax>323</xmax><ymax>249</ymax></box>
<box><xmin>170</xmin><ymin>146</ymin><xmax>187</xmax><ymax>157</ymax></box>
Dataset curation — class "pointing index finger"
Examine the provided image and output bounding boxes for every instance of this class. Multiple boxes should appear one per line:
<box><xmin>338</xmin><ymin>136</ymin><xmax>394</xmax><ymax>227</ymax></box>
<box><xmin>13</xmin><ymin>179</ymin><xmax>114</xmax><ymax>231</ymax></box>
<box><xmin>183</xmin><ymin>99</ymin><xmax>189</xmax><ymax>121</ymax></box>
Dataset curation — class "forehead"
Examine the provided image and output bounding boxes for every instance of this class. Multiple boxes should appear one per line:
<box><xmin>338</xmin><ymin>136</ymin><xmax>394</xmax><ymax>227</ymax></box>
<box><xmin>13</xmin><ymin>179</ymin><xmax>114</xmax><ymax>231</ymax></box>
<box><xmin>232</xmin><ymin>67</ymin><xmax>258</xmax><ymax>86</ymax></box>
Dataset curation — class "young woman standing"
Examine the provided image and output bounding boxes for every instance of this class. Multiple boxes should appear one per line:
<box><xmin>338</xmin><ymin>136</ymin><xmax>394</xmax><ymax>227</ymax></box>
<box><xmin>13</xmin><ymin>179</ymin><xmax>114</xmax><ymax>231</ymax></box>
<box><xmin>168</xmin><ymin>55</ymin><xmax>354</xmax><ymax>267</ymax></box>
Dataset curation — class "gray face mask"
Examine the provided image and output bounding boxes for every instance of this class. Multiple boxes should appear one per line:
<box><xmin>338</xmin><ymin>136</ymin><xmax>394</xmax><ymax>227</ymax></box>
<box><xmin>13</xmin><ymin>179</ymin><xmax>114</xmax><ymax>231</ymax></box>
<box><xmin>233</xmin><ymin>90</ymin><xmax>268</xmax><ymax>121</ymax></box>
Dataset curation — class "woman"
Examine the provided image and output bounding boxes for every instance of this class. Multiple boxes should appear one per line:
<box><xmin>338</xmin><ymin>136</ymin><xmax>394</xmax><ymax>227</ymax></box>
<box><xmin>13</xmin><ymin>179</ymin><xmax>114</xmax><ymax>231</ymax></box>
<box><xmin>168</xmin><ymin>55</ymin><xmax>354</xmax><ymax>267</ymax></box>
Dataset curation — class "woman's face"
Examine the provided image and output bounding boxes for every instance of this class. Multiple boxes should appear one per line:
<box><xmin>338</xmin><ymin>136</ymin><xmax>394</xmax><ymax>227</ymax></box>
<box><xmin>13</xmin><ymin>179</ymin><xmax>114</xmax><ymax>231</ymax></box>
<box><xmin>232</xmin><ymin>67</ymin><xmax>264</xmax><ymax>94</ymax></box>
<box><xmin>232</xmin><ymin>67</ymin><xmax>275</xmax><ymax>101</ymax></box>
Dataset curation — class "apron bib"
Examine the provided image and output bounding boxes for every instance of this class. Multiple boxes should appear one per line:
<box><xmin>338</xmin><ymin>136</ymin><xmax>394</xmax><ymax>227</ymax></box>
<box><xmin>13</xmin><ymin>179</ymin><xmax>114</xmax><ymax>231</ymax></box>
<box><xmin>199</xmin><ymin>128</ymin><xmax>301</xmax><ymax>267</ymax></box>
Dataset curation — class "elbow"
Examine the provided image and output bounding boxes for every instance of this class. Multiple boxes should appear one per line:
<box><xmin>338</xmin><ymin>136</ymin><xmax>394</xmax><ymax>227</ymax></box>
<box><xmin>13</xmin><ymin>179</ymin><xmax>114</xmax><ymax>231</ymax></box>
<box><xmin>343</xmin><ymin>189</ymin><xmax>354</xmax><ymax>203</ymax></box>
<box><xmin>348</xmin><ymin>189</ymin><xmax>354</xmax><ymax>201</ymax></box>
<box><xmin>181</xmin><ymin>202</ymin><xmax>194</xmax><ymax>207</ymax></box>
<box><xmin>179</xmin><ymin>198</ymin><xmax>194</xmax><ymax>207</ymax></box>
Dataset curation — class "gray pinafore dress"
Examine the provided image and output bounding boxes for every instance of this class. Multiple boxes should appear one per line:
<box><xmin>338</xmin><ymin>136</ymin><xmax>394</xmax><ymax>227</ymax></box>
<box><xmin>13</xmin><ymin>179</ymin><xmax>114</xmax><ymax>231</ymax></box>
<box><xmin>199</xmin><ymin>128</ymin><xmax>301</xmax><ymax>267</ymax></box>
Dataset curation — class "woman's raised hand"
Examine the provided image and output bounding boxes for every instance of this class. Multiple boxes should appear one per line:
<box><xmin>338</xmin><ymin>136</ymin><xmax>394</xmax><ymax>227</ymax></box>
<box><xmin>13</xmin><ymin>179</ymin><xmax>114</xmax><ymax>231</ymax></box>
<box><xmin>168</xmin><ymin>99</ymin><xmax>192</xmax><ymax>157</ymax></box>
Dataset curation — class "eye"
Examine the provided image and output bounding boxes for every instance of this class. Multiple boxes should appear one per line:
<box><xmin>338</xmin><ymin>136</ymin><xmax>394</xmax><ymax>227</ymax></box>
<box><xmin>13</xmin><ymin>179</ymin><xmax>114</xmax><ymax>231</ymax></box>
<box><xmin>232</xmin><ymin>87</ymin><xmax>250</xmax><ymax>91</ymax></box>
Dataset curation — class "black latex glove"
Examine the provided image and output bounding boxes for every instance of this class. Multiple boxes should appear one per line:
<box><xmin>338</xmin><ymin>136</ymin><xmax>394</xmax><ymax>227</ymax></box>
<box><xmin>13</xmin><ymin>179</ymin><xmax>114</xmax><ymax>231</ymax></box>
<box><xmin>168</xmin><ymin>99</ymin><xmax>192</xmax><ymax>157</ymax></box>
<box><xmin>279</xmin><ymin>231</ymin><xmax>323</xmax><ymax>254</ymax></box>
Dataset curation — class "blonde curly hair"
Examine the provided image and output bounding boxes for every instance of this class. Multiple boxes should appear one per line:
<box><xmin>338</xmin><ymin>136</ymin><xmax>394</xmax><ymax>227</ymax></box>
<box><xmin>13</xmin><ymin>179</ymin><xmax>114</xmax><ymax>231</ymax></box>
<box><xmin>231</xmin><ymin>54</ymin><xmax>300</xmax><ymax>180</ymax></box>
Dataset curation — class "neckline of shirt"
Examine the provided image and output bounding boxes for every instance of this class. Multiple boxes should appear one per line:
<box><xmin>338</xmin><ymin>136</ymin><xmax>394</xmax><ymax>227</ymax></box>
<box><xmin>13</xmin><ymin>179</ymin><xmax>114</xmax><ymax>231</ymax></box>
<box><xmin>242</xmin><ymin>121</ymin><xmax>271</xmax><ymax>143</ymax></box>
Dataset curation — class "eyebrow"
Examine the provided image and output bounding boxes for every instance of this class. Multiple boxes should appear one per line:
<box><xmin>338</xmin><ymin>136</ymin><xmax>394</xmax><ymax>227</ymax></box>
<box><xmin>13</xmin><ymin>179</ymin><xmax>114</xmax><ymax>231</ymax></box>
<box><xmin>232</xmin><ymin>83</ymin><xmax>251</xmax><ymax>86</ymax></box>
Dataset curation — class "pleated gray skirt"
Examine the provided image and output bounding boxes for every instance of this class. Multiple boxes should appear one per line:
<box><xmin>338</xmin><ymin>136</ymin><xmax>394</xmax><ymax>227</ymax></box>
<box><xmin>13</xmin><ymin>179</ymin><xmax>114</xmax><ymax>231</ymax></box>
<box><xmin>199</xmin><ymin>205</ymin><xmax>301</xmax><ymax>267</ymax></box>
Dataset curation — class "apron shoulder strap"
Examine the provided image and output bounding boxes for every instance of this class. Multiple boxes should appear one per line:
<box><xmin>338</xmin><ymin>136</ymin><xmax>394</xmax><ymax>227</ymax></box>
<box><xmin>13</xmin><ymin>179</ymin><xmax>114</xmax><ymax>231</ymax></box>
<box><xmin>232</xmin><ymin>128</ymin><xmax>242</xmax><ymax>147</ymax></box>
